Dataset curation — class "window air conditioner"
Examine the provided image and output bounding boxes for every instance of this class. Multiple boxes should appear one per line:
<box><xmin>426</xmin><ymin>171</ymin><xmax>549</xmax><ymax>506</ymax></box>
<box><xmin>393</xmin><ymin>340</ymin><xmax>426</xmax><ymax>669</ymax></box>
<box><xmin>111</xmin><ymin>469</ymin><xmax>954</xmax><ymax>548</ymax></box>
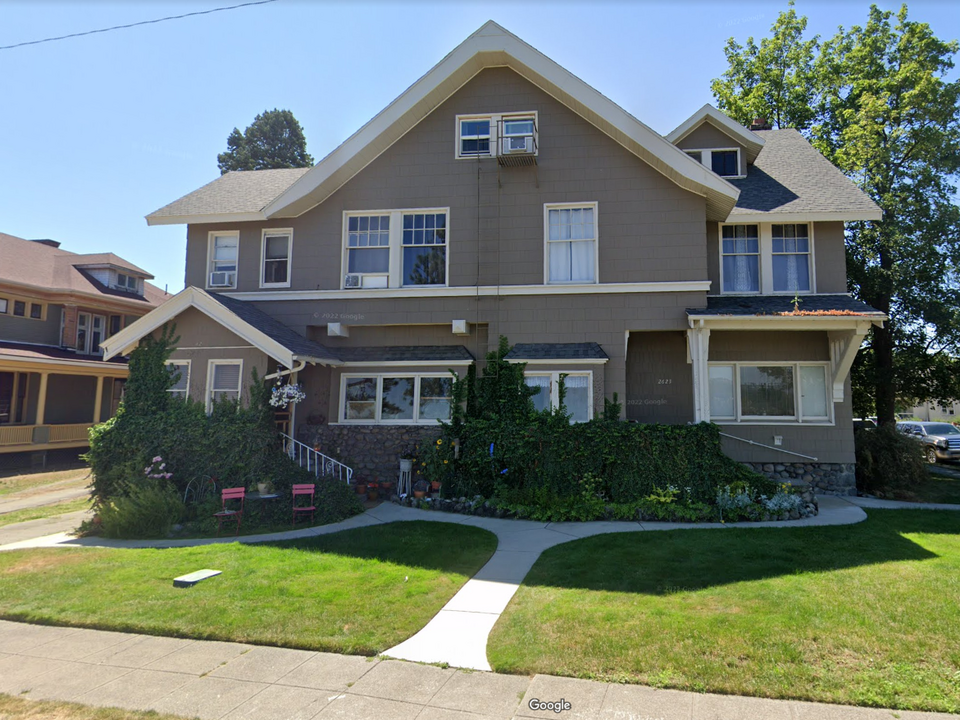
<box><xmin>208</xmin><ymin>271</ymin><xmax>235</xmax><ymax>287</ymax></box>
<box><xmin>502</xmin><ymin>136</ymin><xmax>533</xmax><ymax>154</ymax></box>
<box><xmin>344</xmin><ymin>274</ymin><xmax>361</xmax><ymax>288</ymax></box>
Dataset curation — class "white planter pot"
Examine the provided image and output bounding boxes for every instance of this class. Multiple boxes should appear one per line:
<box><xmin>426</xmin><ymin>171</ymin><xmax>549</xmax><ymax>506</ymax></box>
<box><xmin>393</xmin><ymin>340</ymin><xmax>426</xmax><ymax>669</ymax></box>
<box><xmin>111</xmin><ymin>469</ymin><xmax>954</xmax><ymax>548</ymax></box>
<box><xmin>399</xmin><ymin>459</ymin><xmax>414</xmax><ymax>473</ymax></box>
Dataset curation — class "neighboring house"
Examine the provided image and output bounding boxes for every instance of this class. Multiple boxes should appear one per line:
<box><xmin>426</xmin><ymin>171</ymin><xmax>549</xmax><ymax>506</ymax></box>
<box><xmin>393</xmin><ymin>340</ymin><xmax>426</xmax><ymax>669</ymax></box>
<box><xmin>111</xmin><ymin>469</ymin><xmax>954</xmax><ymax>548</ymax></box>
<box><xmin>103</xmin><ymin>22</ymin><xmax>885</xmax><ymax>494</ymax></box>
<box><xmin>0</xmin><ymin>232</ymin><xmax>167</xmax><ymax>460</ymax></box>
<box><xmin>910</xmin><ymin>401</ymin><xmax>959</xmax><ymax>422</ymax></box>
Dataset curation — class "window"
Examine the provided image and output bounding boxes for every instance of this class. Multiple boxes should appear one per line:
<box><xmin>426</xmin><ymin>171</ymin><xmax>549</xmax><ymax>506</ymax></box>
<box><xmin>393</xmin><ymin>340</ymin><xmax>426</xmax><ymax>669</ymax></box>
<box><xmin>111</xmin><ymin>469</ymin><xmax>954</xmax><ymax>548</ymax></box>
<box><xmin>207</xmin><ymin>360</ymin><xmax>242</xmax><ymax>411</ymax></box>
<box><xmin>13</xmin><ymin>301</ymin><xmax>25</xmax><ymax>317</ymax></box>
<box><xmin>545</xmin><ymin>203</ymin><xmax>598</xmax><ymax>284</ymax></box>
<box><xmin>772</xmin><ymin>224</ymin><xmax>811</xmax><ymax>293</ymax></box>
<box><xmin>109</xmin><ymin>315</ymin><xmax>122</xmax><ymax>336</ymax></box>
<box><xmin>0</xmin><ymin>299</ymin><xmax>6</xmax><ymax>314</ymax></box>
<box><xmin>261</xmin><ymin>230</ymin><xmax>292</xmax><ymax>287</ymax></box>
<box><xmin>708</xmin><ymin>362</ymin><xmax>830</xmax><ymax>423</ymax></box>
<box><xmin>719</xmin><ymin>223</ymin><xmax>816</xmax><ymax>294</ymax></box>
<box><xmin>340</xmin><ymin>374</ymin><xmax>454</xmax><ymax>424</ymax></box>
<box><xmin>711</xmin><ymin>150</ymin><xmax>739</xmax><ymax>177</ymax></box>
<box><xmin>685</xmin><ymin>150</ymin><xmax>702</xmax><ymax>163</ymax></box>
<box><xmin>166</xmin><ymin>361</ymin><xmax>190</xmax><ymax>400</ymax></box>
<box><xmin>29</xmin><ymin>303</ymin><xmax>42</xmax><ymax>320</ymax></box>
<box><xmin>342</xmin><ymin>209</ymin><xmax>448</xmax><ymax>290</ymax></box>
<box><xmin>524</xmin><ymin>372</ymin><xmax>593</xmax><ymax>423</ymax></box>
<box><xmin>115</xmin><ymin>273</ymin><xmax>139</xmax><ymax>293</ymax></box>
<box><xmin>207</xmin><ymin>232</ymin><xmax>239</xmax><ymax>289</ymax></box>
<box><xmin>76</xmin><ymin>313</ymin><xmax>105</xmax><ymax>355</ymax></box>
<box><xmin>721</xmin><ymin>225</ymin><xmax>760</xmax><ymax>293</ymax></box>
<box><xmin>456</xmin><ymin>112</ymin><xmax>538</xmax><ymax>159</ymax></box>
<box><xmin>402</xmin><ymin>212</ymin><xmax>446</xmax><ymax>286</ymax></box>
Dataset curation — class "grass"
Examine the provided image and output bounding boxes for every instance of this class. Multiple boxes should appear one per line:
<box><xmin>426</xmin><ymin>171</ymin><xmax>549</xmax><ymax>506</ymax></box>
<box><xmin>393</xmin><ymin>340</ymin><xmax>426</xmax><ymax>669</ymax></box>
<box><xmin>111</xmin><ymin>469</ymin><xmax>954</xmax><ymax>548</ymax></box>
<box><xmin>0</xmin><ymin>497</ymin><xmax>91</xmax><ymax>529</ymax></box>
<box><xmin>902</xmin><ymin>465</ymin><xmax>960</xmax><ymax>504</ymax></box>
<box><xmin>488</xmin><ymin>510</ymin><xmax>960</xmax><ymax>713</ymax></box>
<box><xmin>0</xmin><ymin>466</ymin><xmax>90</xmax><ymax>496</ymax></box>
<box><xmin>0</xmin><ymin>521</ymin><xmax>496</xmax><ymax>655</ymax></box>
<box><xmin>0</xmin><ymin>694</ymin><xmax>188</xmax><ymax>720</ymax></box>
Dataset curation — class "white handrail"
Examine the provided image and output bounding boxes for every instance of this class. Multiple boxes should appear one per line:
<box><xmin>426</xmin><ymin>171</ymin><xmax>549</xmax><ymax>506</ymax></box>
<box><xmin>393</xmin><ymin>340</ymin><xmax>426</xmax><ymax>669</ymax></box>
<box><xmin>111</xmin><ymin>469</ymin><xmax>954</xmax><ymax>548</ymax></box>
<box><xmin>718</xmin><ymin>431</ymin><xmax>819</xmax><ymax>461</ymax></box>
<box><xmin>279</xmin><ymin>432</ymin><xmax>353</xmax><ymax>484</ymax></box>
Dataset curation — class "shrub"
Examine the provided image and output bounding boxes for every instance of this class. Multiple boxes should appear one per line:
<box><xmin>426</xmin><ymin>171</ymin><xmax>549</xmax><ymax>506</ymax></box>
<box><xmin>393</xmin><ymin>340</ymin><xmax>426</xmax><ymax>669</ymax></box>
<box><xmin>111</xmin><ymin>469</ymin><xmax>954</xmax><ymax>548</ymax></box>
<box><xmin>855</xmin><ymin>425</ymin><xmax>928</xmax><ymax>497</ymax></box>
<box><xmin>98</xmin><ymin>478</ymin><xmax>184</xmax><ymax>539</ymax></box>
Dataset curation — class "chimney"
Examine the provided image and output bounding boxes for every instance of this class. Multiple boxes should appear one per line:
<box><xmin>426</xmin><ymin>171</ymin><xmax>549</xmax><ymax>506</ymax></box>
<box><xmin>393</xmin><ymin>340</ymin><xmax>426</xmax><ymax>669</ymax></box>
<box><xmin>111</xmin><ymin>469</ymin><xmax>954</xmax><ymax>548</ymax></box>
<box><xmin>31</xmin><ymin>238</ymin><xmax>61</xmax><ymax>248</ymax></box>
<box><xmin>749</xmin><ymin>118</ymin><xmax>772</xmax><ymax>131</ymax></box>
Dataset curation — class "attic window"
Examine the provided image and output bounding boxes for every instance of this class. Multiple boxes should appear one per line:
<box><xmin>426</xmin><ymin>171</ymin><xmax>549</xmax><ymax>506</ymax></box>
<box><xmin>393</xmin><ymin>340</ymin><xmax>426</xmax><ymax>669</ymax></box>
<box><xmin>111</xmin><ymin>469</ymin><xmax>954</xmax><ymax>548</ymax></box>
<box><xmin>711</xmin><ymin>150</ymin><xmax>739</xmax><ymax>177</ymax></box>
<box><xmin>456</xmin><ymin>113</ymin><xmax>538</xmax><ymax>159</ymax></box>
<box><xmin>115</xmin><ymin>272</ymin><xmax>140</xmax><ymax>293</ymax></box>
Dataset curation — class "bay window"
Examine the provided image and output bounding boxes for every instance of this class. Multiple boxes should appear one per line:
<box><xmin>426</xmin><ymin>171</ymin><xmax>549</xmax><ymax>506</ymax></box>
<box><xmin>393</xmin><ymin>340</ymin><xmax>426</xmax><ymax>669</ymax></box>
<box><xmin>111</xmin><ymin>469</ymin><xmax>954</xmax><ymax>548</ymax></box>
<box><xmin>524</xmin><ymin>372</ymin><xmax>593</xmax><ymax>423</ymax></box>
<box><xmin>545</xmin><ymin>203</ymin><xmax>598</xmax><ymax>284</ymax></box>
<box><xmin>341</xmin><ymin>374</ymin><xmax>454</xmax><ymax>424</ymax></box>
<box><xmin>708</xmin><ymin>362</ymin><xmax>830</xmax><ymax>423</ymax></box>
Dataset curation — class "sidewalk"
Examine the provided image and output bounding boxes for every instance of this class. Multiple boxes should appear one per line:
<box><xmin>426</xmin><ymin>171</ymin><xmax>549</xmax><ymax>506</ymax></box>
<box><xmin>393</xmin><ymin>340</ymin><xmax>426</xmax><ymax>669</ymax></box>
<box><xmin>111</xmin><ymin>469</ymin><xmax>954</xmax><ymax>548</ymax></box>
<box><xmin>0</xmin><ymin>620</ymin><xmax>952</xmax><ymax>720</ymax></box>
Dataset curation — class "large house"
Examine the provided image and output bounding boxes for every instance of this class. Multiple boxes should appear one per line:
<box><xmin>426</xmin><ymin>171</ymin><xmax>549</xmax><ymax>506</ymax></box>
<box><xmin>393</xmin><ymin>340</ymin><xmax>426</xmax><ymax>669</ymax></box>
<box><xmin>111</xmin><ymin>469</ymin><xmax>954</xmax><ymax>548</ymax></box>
<box><xmin>0</xmin><ymin>233</ymin><xmax>167</xmax><ymax>462</ymax></box>
<box><xmin>102</xmin><ymin>22</ymin><xmax>885</xmax><ymax>494</ymax></box>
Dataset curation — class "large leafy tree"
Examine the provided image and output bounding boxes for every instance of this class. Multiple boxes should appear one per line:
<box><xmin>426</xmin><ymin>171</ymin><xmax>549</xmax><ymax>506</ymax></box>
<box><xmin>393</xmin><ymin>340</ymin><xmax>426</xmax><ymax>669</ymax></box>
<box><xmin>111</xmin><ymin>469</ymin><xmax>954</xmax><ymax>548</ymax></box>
<box><xmin>217</xmin><ymin>108</ymin><xmax>314</xmax><ymax>174</ymax></box>
<box><xmin>713</xmin><ymin>4</ymin><xmax>960</xmax><ymax>425</ymax></box>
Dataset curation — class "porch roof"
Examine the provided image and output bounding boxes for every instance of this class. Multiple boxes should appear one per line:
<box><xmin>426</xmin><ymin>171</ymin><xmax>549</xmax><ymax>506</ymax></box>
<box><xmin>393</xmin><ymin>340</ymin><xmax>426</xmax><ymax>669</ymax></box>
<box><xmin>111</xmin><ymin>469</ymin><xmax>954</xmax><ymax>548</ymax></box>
<box><xmin>687</xmin><ymin>295</ymin><xmax>884</xmax><ymax>318</ymax></box>
<box><xmin>336</xmin><ymin>345</ymin><xmax>474</xmax><ymax>365</ymax></box>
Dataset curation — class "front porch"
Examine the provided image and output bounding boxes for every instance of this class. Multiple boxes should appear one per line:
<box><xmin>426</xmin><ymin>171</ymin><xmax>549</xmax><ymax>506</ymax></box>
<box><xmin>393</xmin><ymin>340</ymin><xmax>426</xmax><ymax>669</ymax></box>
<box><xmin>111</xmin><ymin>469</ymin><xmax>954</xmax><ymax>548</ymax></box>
<box><xmin>0</xmin><ymin>342</ymin><xmax>127</xmax><ymax>456</ymax></box>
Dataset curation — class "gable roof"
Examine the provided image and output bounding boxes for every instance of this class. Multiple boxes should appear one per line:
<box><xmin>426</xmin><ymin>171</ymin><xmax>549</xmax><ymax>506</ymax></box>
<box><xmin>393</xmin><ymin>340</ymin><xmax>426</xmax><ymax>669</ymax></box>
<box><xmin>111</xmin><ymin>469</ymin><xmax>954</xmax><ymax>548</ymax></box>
<box><xmin>146</xmin><ymin>21</ymin><xmax>739</xmax><ymax>226</ymax></box>
<box><xmin>147</xmin><ymin>168</ymin><xmax>311</xmax><ymax>226</ymax></box>
<box><xmin>666</xmin><ymin>104</ymin><xmax>765</xmax><ymax>163</ymax></box>
<box><xmin>100</xmin><ymin>286</ymin><xmax>341</xmax><ymax>367</ymax></box>
<box><xmin>0</xmin><ymin>232</ymin><xmax>167</xmax><ymax>307</ymax></box>
<box><xmin>728</xmin><ymin>129</ymin><xmax>882</xmax><ymax>222</ymax></box>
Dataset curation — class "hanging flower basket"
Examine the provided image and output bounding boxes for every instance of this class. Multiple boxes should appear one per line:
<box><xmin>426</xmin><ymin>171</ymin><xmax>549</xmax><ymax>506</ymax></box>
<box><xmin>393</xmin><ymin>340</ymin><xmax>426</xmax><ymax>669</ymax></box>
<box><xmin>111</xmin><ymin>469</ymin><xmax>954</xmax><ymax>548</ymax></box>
<box><xmin>269</xmin><ymin>382</ymin><xmax>305</xmax><ymax>409</ymax></box>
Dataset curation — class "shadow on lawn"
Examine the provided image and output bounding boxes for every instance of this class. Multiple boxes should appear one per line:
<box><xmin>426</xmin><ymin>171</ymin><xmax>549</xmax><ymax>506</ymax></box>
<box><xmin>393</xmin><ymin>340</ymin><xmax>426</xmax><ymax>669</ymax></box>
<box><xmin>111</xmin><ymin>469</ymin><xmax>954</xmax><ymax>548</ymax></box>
<box><xmin>520</xmin><ymin>510</ymin><xmax>956</xmax><ymax>595</ymax></box>
<box><xmin>259</xmin><ymin>520</ymin><xmax>499</xmax><ymax>575</ymax></box>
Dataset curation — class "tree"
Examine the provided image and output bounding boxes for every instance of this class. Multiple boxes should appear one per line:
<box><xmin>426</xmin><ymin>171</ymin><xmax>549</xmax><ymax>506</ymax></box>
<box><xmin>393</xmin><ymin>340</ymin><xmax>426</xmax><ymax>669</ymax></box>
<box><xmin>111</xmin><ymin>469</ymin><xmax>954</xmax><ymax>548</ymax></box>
<box><xmin>711</xmin><ymin>1</ymin><xmax>820</xmax><ymax>130</ymax></box>
<box><xmin>217</xmin><ymin>109</ymin><xmax>314</xmax><ymax>174</ymax></box>
<box><xmin>713</xmin><ymin>4</ymin><xmax>960</xmax><ymax>425</ymax></box>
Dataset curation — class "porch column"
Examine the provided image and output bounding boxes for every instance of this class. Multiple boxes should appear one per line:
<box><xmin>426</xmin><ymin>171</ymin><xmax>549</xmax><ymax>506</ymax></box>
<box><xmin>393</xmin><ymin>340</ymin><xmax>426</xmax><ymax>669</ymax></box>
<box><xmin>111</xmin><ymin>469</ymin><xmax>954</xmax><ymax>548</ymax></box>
<box><xmin>687</xmin><ymin>326</ymin><xmax>711</xmax><ymax>423</ymax></box>
<box><xmin>35</xmin><ymin>372</ymin><xmax>49</xmax><ymax>426</ymax></box>
<box><xmin>289</xmin><ymin>370</ymin><xmax>299</xmax><ymax>440</ymax></box>
<box><xmin>93</xmin><ymin>376</ymin><xmax>104</xmax><ymax>424</ymax></box>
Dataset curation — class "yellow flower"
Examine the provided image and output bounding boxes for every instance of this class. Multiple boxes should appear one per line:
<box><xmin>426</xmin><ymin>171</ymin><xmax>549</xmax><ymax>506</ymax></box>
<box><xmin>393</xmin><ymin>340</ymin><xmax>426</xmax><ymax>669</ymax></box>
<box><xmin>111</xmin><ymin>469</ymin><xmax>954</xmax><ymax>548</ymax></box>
<box><xmin>436</xmin><ymin>439</ymin><xmax>442</xmax><ymax>445</ymax></box>
<box><xmin>443</xmin><ymin>460</ymin><xmax>448</xmax><ymax>464</ymax></box>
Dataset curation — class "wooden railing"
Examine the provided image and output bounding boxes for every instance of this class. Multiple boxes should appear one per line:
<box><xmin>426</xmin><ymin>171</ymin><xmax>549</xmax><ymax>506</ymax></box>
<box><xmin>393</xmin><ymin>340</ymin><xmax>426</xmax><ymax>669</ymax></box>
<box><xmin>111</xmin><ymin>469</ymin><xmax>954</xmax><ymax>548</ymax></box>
<box><xmin>0</xmin><ymin>425</ymin><xmax>33</xmax><ymax>446</ymax></box>
<box><xmin>48</xmin><ymin>423</ymin><xmax>93</xmax><ymax>444</ymax></box>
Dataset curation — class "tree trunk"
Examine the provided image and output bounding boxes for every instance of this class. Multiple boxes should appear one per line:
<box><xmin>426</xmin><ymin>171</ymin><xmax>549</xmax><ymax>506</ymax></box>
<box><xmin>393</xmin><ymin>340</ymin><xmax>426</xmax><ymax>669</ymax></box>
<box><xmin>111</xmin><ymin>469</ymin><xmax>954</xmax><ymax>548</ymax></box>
<box><xmin>873</xmin><ymin>323</ymin><xmax>897</xmax><ymax>427</ymax></box>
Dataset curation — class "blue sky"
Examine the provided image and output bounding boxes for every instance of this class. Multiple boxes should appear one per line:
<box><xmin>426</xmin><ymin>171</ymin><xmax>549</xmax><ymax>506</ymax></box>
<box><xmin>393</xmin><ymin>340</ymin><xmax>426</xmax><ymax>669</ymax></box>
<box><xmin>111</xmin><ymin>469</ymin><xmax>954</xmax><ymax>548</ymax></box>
<box><xmin>1</xmin><ymin>1</ymin><xmax>957</xmax><ymax>294</ymax></box>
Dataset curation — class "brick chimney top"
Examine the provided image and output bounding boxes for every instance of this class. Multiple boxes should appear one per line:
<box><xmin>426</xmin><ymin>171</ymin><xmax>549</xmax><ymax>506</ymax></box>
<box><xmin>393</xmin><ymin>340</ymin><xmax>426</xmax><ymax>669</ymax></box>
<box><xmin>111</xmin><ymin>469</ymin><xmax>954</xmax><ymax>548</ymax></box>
<box><xmin>750</xmin><ymin>118</ymin><xmax>772</xmax><ymax>131</ymax></box>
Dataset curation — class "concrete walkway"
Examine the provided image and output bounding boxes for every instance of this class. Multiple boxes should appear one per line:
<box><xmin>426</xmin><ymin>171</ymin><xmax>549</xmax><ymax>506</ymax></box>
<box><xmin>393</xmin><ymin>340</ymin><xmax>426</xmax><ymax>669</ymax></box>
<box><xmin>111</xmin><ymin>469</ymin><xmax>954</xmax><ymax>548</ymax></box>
<box><xmin>847</xmin><ymin>495</ymin><xmax>960</xmax><ymax>511</ymax></box>
<box><xmin>0</xmin><ymin>619</ymin><xmax>953</xmax><ymax>720</ymax></box>
<box><xmin>0</xmin><ymin>509</ymin><xmax>92</xmax><ymax>547</ymax></box>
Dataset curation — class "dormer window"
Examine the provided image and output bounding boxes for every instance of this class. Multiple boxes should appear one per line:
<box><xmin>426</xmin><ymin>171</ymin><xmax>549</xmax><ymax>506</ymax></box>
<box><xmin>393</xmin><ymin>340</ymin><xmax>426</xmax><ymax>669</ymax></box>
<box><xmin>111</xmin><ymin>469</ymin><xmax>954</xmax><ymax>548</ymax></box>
<box><xmin>684</xmin><ymin>147</ymin><xmax>743</xmax><ymax>178</ymax></box>
<box><xmin>115</xmin><ymin>272</ymin><xmax>140</xmax><ymax>294</ymax></box>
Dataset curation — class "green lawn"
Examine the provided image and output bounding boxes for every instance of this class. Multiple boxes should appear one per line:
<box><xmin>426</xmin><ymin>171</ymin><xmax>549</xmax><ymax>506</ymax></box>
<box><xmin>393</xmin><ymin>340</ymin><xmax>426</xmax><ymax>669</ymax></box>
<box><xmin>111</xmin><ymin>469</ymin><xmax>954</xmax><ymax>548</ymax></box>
<box><xmin>906</xmin><ymin>466</ymin><xmax>960</xmax><ymax>504</ymax></box>
<box><xmin>0</xmin><ymin>467</ymin><xmax>89</xmax><ymax>496</ymax></box>
<box><xmin>488</xmin><ymin>510</ymin><xmax>960</xmax><ymax>713</ymax></box>
<box><xmin>0</xmin><ymin>497</ymin><xmax>91</xmax><ymax>528</ymax></box>
<box><xmin>0</xmin><ymin>521</ymin><xmax>496</xmax><ymax>655</ymax></box>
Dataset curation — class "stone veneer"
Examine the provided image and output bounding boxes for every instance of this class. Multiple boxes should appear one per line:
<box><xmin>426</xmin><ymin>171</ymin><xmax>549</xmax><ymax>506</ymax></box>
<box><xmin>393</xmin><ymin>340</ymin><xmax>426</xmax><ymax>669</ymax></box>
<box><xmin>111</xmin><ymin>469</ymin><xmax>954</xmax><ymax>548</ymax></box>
<box><xmin>298</xmin><ymin>424</ymin><xmax>441</xmax><ymax>483</ymax></box>
<box><xmin>747</xmin><ymin>462</ymin><xmax>857</xmax><ymax>496</ymax></box>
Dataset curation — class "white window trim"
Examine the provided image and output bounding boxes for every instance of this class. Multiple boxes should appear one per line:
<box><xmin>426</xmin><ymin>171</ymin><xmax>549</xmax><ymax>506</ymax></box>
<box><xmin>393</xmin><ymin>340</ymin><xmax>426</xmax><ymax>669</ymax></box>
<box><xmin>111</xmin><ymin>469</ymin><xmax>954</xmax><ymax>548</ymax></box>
<box><xmin>0</xmin><ymin>298</ymin><xmax>7</xmax><ymax>314</ymax></box>
<box><xmin>543</xmin><ymin>202</ymin><xmax>600</xmax><ymax>285</ymax></box>
<box><xmin>455</xmin><ymin>112</ymin><xmax>539</xmax><ymax>160</ymax></box>
<box><xmin>259</xmin><ymin>228</ymin><xmax>293</xmax><ymax>289</ymax></box>
<box><xmin>685</xmin><ymin>147</ymin><xmax>744</xmax><ymax>179</ymax></box>
<box><xmin>341</xmin><ymin>208</ymin><xmax>450</xmax><ymax>291</ymax></box>
<box><xmin>524</xmin><ymin>370</ymin><xmax>594</xmax><ymax>422</ymax></box>
<box><xmin>206</xmin><ymin>231</ymin><xmax>240</xmax><ymax>290</ymax></box>
<box><xmin>206</xmin><ymin>359</ymin><xmax>243</xmax><ymax>413</ymax></box>
<box><xmin>708</xmin><ymin>361</ymin><xmax>833</xmax><ymax>425</ymax></box>
<box><xmin>719</xmin><ymin>222</ymin><xmax>817</xmax><ymax>295</ymax></box>
<box><xmin>76</xmin><ymin>312</ymin><xmax>106</xmax><ymax>355</ymax></box>
<box><xmin>166</xmin><ymin>360</ymin><xmax>191</xmax><ymax>400</ymax></box>
<box><xmin>338</xmin><ymin>373</ymin><xmax>456</xmax><ymax>425</ymax></box>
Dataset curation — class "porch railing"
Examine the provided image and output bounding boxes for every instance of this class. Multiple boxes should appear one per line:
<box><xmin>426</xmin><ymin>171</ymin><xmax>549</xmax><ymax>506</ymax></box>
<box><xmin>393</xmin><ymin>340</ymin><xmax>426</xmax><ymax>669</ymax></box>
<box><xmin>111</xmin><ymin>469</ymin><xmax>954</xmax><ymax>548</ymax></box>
<box><xmin>280</xmin><ymin>432</ymin><xmax>353</xmax><ymax>484</ymax></box>
<box><xmin>48</xmin><ymin>423</ymin><xmax>93</xmax><ymax>444</ymax></box>
<box><xmin>0</xmin><ymin>425</ymin><xmax>33</xmax><ymax>446</ymax></box>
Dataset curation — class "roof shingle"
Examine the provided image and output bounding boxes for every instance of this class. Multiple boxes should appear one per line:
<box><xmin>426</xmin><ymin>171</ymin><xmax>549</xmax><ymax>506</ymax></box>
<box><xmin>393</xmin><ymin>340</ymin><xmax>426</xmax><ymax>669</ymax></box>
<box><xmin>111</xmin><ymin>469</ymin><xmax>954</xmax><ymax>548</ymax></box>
<box><xmin>688</xmin><ymin>295</ymin><xmax>884</xmax><ymax>317</ymax></box>
<box><xmin>336</xmin><ymin>346</ymin><xmax>474</xmax><ymax>363</ymax></box>
<box><xmin>504</xmin><ymin>343</ymin><xmax>609</xmax><ymax>361</ymax></box>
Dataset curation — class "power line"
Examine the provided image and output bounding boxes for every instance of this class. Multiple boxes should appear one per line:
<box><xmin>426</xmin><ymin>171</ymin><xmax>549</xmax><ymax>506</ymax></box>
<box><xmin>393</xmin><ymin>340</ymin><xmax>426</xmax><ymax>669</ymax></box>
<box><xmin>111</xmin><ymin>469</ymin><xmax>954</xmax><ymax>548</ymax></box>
<box><xmin>0</xmin><ymin>0</ymin><xmax>278</xmax><ymax>51</ymax></box>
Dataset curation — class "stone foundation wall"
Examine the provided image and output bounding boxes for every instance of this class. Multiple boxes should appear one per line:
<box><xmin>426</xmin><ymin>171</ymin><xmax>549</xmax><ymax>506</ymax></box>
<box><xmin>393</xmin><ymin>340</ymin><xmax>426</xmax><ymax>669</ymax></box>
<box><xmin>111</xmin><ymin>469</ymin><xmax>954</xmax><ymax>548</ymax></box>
<box><xmin>297</xmin><ymin>424</ymin><xmax>441</xmax><ymax>483</ymax></box>
<box><xmin>746</xmin><ymin>462</ymin><xmax>857</xmax><ymax>496</ymax></box>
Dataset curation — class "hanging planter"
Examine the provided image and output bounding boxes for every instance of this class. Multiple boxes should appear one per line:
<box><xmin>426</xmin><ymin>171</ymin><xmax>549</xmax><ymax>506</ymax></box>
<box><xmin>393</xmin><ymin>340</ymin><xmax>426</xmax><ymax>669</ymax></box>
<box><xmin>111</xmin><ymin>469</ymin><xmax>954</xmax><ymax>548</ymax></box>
<box><xmin>270</xmin><ymin>382</ymin><xmax>305</xmax><ymax>409</ymax></box>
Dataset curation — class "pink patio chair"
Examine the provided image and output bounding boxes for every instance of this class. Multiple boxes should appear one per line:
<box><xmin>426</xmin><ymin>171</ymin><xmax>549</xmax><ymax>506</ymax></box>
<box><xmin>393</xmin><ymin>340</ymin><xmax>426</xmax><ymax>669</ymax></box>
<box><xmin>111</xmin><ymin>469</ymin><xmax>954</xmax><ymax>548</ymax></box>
<box><xmin>292</xmin><ymin>483</ymin><xmax>316</xmax><ymax>527</ymax></box>
<box><xmin>215</xmin><ymin>487</ymin><xmax>245</xmax><ymax>537</ymax></box>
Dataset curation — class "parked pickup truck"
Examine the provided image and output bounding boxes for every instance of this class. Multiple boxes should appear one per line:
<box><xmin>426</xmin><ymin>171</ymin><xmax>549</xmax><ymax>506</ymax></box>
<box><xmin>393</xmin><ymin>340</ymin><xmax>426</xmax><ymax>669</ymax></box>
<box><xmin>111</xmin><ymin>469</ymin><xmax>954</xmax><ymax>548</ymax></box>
<box><xmin>896</xmin><ymin>421</ymin><xmax>960</xmax><ymax>464</ymax></box>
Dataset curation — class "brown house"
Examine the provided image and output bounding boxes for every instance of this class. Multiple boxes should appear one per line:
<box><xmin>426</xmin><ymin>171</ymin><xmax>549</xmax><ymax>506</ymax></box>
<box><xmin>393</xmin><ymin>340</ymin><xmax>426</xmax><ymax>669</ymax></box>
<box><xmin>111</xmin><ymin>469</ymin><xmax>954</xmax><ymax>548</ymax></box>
<box><xmin>103</xmin><ymin>22</ymin><xmax>885</xmax><ymax>494</ymax></box>
<box><xmin>0</xmin><ymin>233</ymin><xmax>167</xmax><ymax>461</ymax></box>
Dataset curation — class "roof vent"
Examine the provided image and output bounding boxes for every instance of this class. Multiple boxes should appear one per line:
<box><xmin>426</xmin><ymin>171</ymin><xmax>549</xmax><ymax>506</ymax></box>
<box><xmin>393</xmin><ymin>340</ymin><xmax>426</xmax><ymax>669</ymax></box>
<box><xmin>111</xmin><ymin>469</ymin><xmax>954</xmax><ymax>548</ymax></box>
<box><xmin>749</xmin><ymin>118</ymin><xmax>772</xmax><ymax>131</ymax></box>
<box><xmin>31</xmin><ymin>239</ymin><xmax>61</xmax><ymax>248</ymax></box>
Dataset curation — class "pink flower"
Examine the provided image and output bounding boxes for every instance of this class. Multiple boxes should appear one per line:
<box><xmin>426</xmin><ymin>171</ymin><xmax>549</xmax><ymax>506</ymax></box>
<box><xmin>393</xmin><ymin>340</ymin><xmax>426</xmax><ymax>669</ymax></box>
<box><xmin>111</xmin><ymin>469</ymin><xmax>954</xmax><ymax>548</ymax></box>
<box><xmin>152</xmin><ymin>456</ymin><xmax>163</xmax><ymax>463</ymax></box>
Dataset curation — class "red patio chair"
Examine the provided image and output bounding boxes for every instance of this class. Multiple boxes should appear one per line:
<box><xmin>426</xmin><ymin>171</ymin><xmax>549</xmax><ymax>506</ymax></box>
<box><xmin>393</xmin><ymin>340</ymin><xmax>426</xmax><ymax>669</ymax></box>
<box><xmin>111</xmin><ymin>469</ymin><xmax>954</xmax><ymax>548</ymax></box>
<box><xmin>292</xmin><ymin>483</ymin><xmax>316</xmax><ymax>527</ymax></box>
<box><xmin>215</xmin><ymin>487</ymin><xmax>245</xmax><ymax>537</ymax></box>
